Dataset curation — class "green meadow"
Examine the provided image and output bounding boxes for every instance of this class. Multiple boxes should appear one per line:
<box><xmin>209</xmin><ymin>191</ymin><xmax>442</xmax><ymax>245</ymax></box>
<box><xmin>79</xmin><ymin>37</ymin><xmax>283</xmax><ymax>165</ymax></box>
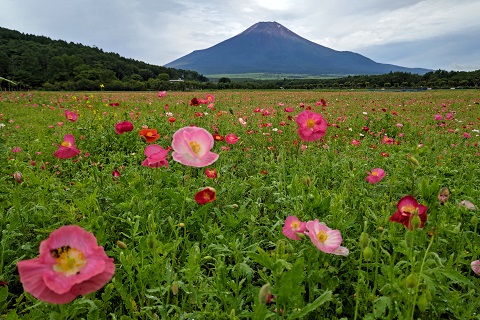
<box><xmin>1</xmin><ymin>90</ymin><xmax>479</xmax><ymax>319</ymax></box>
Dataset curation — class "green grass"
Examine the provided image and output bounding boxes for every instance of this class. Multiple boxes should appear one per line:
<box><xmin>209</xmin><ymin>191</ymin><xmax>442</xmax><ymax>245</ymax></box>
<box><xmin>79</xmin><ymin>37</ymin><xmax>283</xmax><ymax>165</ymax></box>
<box><xmin>0</xmin><ymin>90</ymin><xmax>479</xmax><ymax>319</ymax></box>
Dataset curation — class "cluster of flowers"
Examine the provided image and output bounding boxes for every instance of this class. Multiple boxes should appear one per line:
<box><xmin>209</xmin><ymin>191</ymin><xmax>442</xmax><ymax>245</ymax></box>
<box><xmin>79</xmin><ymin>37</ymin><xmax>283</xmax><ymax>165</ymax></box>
<box><xmin>282</xmin><ymin>216</ymin><xmax>349</xmax><ymax>256</ymax></box>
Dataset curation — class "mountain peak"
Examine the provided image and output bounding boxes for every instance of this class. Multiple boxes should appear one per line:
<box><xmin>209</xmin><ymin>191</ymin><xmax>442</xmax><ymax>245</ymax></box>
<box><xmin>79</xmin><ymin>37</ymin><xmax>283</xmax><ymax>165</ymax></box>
<box><xmin>164</xmin><ymin>21</ymin><xmax>431</xmax><ymax>76</ymax></box>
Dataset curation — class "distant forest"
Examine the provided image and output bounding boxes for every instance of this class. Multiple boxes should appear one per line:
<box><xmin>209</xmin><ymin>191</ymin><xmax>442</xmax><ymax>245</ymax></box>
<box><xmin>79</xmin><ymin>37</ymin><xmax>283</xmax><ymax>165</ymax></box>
<box><xmin>1</xmin><ymin>26</ymin><xmax>479</xmax><ymax>91</ymax></box>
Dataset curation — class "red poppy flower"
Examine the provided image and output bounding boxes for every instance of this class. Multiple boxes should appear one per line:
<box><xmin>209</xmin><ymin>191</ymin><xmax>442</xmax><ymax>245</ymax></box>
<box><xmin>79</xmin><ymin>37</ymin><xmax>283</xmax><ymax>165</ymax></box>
<box><xmin>212</xmin><ymin>133</ymin><xmax>224</xmax><ymax>141</ymax></box>
<box><xmin>115</xmin><ymin>121</ymin><xmax>134</xmax><ymax>134</ymax></box>
<box><xmin>139</xmin><ymin>129</ymin><xmax>160</xmax><ymax>143</ymax></box>
<box><xmin>168</xmin><ymin>117</ymin><xmax>176</xmax><ymax>123</ymax></box>
<box><xmin>389</xmin><ymin>195</ymin><xmax>428</xmax><ymax>230</ymax></box>
<box><xmin>189</xmin><ymin>98</ymin><xmax>200</xmax><ymax>106</ymax></box>
<box><xmin>205</xmin><ymin>168</ymin><xmax>217</xmax><ymax>179</ymax></box>
<box><xmin>194</xmin><ymin>187</ymin><xmax>216</xmax><ymax>205</ymax></box>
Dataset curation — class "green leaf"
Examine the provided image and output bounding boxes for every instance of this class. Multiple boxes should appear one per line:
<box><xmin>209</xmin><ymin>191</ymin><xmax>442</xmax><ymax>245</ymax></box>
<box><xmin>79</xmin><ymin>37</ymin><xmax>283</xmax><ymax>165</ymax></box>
<box><xmin>288</xmin><ymin>290</ymin><xmax>332</xmax><ymax>319</ymax></box>
<box><xmin>248</xmin><ymin>247</ymin><xmax>274</xmax><ymax>270</ymax></box>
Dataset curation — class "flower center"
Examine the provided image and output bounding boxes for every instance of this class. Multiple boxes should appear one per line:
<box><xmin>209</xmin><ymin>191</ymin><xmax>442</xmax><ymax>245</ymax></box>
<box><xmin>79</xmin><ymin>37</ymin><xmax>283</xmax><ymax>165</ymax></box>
<box><xmin>402</xmin><ymin>204</ymin><xmax>417</xmax><ymax>215</ymax></box>
<box><xmin>146</xmin><ymin>132</ymin><xmax>153</xmax><ymax>137</ymax></box>
<box><xmin>51</xmin><ymin>246</ymin><xmax>86</xmax><ymax>276</ymax></box>
<box><xmin>61</xmin><ymin>141</ymin><xmax>71</xmax><ymax>147</ymax></box>
<box><xmin>316</xmin><ymin>230</ymin><xmax>328</xmax><ymax>243</ymax></box>
<box><xmin>371</xmin><ymin>171</ymin><xmax>378</xmax><ymax>176</ymax></box>
<box><xmin>291</xmin><ymin>221</ymin><xmax>300</xmax><ymax>230</ymax></box>
<box><xmin>306</xmin><ymin>118</ymin><xmax>315</xmax><ymax>129</ymax></box>
<box><xmin>189</xmin><ymin>141</ymin><xmax>201</xmax><ymax>154</ymax></box>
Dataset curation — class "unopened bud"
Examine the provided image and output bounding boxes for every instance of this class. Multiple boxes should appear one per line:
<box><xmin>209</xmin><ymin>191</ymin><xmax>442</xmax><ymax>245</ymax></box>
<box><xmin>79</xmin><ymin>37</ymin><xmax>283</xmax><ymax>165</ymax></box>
<box><xmin>171</xmin><ymin>281</ymin><xmax>179</xmax><ymax>295</ymax></box>
<box><xmin>116</xmin><ymin>240</ymin><xmax>127</xmax><ymax>249</ymax></box>
<box><xmin>258</xmin><ymin>284</ymin><xmax>270</xmax><ymax>304</ymax></box>
<box><xmin>405</xmin><ymin>273</ymin><xmax>417</xmax><ymax>288</ymax></box>
<box><xmin>363</xmin><ymin>246</ymin><xmax>373</xmax><ymax>261</ymax></box>
<box><xmin>359</xmin><ymin>232</ymin><xmax>369</xmax><ymax>250</ymax></box>
<box><xmin>13</xmin><ymin>171</ymin><xmax>22</xmax><ymax>183</ymax></box>
<box><xmin>408</xmin><ymin>156</ymin><xmax>420</xmax><ymax>166</ymax></box>
<box><xmin>438</xmin><ymin>187</ymin><xmax>450</xmax><ymax>205</ymax></box>
<box><xmin>411</xmin><ymin>214</ymin><xmax>421</xmax><ymax>230</ymax></box>
<box><xmin>417</xmin><ymin>293</ymin><xmax>428</xmax><ymax>312</ymax></box>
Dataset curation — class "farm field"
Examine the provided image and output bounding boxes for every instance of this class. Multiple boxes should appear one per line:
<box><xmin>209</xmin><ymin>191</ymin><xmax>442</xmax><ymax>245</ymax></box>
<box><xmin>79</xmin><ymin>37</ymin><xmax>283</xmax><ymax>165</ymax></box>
<box><xmin>0</xmin><ymin>89</ymin><xmax>479</xmax><ymax>319</ymax></box>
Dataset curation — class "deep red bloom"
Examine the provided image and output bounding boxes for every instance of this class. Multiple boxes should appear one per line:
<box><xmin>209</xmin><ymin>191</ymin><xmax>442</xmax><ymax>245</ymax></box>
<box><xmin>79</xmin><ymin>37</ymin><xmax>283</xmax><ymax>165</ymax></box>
<box><xmin>115</xmin><ymin>121</ymin><xmax>134</xmax><ymax>134</ymax></box>
<box><xmin>168</xmin><ymin>117</ymin><xmax>176</xmax><ymax>123</ymax></box>
<box><xmin>109</xmin><ymin>102</ymin><xmax>120</xmax><ymax>107</ymax></box>
<box><xmin>194</xmin><ymin>187</ymin><xmax>216</xmax><ymax>205</ymax></box>
<box><xmin>389</xmin><ymin>195</ymin><xmax>428</xmax><ymax>230</ymax></box>
<box><xmin>212</xmin><ymin>133</ymin><xmax>224</xmax><ymax>141</ymax></box>
<box><xmin>189</xmin><ymin>98</ymin><xmax>200</xmax><ymax>106</ymax></box>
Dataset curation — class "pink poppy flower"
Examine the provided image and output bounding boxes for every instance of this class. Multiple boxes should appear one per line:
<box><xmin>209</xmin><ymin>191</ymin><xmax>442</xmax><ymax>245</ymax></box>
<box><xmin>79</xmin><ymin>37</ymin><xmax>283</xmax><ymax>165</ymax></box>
<box><xmin>205</xmin><ymin>94</ymin><xmax>215</xmax><ymax>103</ymax></box>
<box><xmin>296</xmin><ymin>110</ymin><xmax>327</xmax><ymax>142</ymax></box>
<box><xmin>282</xmin><ymin>216</ymin><xmax>306</xmax><ymax>240</ymax></box>
<box><xmin>157</xmin><ymin>91</ymin><xmax>167</xmax><ymax>97</ymax></box>
<box><xmin>142</xmin><ymin>144</ymin><xmax>169</xmax><ymax>168</ymax></box>
<box><xmin>16</xmin><ymin>225</ymin><xmax>115</xmax><ymax>304</ymax></box>
<box><xmin>366</xmin><ymin>168</ymin><xmax>386</xmax><ymax>184</ymax></box>
<box><xmin>238</xmin><ymin>118</ymin><xmax>247</xmax><ymax>126</ymax></box>
<box><xmin>389</xmin><ymin>195</ymin><xmax>428</xmax><ymax>230</ymax></box>
<box><xmin>305</xmin><ymin>219</ymin><xmax>344</xmax><ymax>254</ymax></box>
<box><xmin>463</xmin><ymin>132</ymin><xmax>471</xmax><ymax>139</ymax></box>
<box><xmin>471</xmin><ymin>260</ymin><xmax>480</xmax><ymax>275</ymax></box>
<box><xmin>13</xmin><ymin>171</ymin><xmax>22</xmax><ymax>183</ymax></box>
<box><xmin>54</xmin><ymin>134</ymin><xmax>81</xmax><ymax>159</ymax></box>
<box><xmin>284</xmin><ymin>107</ymin><xmax>294</xmax><ymax>113</ymax></box>
<box><xmin>434</xmin><ymin>114</ymin><xmax>443</xmax><ymax>121</ymax></box>
<box><xmin>171</xmin><ymin>127</ymin><xmax>219</xmax><ymax>167</ymax></box>
<box><xmin>459</xmin><ymin>200</ymin><xmax>476</xmax><ymax>210</ymax></box>
<box><xmin>64</xmin><ymin>110</ymin><xmax>79</xmax><ymax>122</ymax></box>
<box><xmin>12</xmin><ymin>147</ymin><xmax>22</xmax><ymax>153</ymax></box>
<box><xmin>445</xmin><ymin>113</ymin><xmax>454</xmax><ymax>120</ymax></box>
<box><xmin>115</xmin><ymin>121</ymin><xmax>134</xmax><ymax>134</ymax></box>
<box><xmin>381</xmin><ymin>136</ymin><xmax>394</xmax><ymax>144</ymax></box>
<box><xmin>225</xmin><ymin>133</ymin><xmax>239</xmax><ymax>145</ymax></box>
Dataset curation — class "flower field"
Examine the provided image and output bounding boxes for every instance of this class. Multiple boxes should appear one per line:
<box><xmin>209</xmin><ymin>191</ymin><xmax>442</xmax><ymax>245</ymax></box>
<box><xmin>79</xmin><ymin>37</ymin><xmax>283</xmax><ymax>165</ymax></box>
<box><xmin>1</xmin><ymin>89</ymin><xmax>479</xmax><ymax>319</ymax></box>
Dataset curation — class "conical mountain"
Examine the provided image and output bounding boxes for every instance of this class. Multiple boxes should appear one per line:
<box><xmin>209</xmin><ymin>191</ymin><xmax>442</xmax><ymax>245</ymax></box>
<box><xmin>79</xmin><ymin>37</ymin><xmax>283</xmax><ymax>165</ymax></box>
<box><xmin>165</xmin><ymin>21</ymin><xmax>430</xmax><ymax>76</ymax></box>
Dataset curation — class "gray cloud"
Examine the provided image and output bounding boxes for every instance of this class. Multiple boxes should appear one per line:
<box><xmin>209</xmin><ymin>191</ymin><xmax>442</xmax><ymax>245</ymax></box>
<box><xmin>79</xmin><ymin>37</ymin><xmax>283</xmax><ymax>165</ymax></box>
<box><xmin>1</xmin><ymin>0</ymin><xmax>479</xmax><ymax>71</ymax></box>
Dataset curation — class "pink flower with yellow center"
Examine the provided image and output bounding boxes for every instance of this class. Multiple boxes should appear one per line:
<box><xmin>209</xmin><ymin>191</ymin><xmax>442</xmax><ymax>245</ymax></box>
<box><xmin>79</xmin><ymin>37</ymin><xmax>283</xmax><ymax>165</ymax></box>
<box><xmin>64</xmin><ymin>110</ymin><xmax>79</xmax><ymax>122</ymax></box>
<box><xmin>225</xmin><ymin>133</ymin><xmax>239</xmax><ymax>145</ymax></box>
<box><xmin>295</xmin><ymin>110</ymin><xmax>327</xmax><ymax>142</ymax></box>
<box><xmin>366</xmin><ymin>168</ymin><xmax>386</xmax><ymax>184</ymax></box>
<box><xmin>305</xmin><ymin>219</ymin><xmax>346</xmax><ymax>254</ymax></box>
<box><xmin>142</xmin><ymin>144</ymin><xmax>169</xmax><ymax>168</ymax></box>
<box><xmin>16</xmin><ymin>225</ymin><xmax>115</xmax><ymax>304</ymax></box>
<box><xmin>282</xmin><ymin>216</ymin><xmax>306</xmax><ymax>240</ymax></box>
<box><xmin>54</xmin><ymin>134</ymin><xmax>81</xmax><ymax>159</ymax></box>
<box><xmin>172</xmin><ymin>127</ymin><xmax>219</xmax><ymax>167</ymax></box>
<box><xmin>389</xmin><ymin>195</ymin><xmax>428</xmax><ymax>229</ymax></box>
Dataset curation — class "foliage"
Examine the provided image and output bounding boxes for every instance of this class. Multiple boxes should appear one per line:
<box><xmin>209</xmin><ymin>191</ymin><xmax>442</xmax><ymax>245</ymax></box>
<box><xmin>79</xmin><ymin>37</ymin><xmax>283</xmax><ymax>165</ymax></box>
<box><xmin>0</xmin><ymin>89</ymin><xmax>479</xmax><ymax>319</ymax></box>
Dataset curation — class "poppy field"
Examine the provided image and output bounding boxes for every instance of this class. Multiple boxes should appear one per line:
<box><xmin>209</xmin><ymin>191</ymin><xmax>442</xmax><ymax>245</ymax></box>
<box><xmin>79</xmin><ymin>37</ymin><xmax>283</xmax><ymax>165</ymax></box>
<box><xmin>1</xmin><ymin>89</ymin><xmax>479</xmax><ymax>319</ymax></box>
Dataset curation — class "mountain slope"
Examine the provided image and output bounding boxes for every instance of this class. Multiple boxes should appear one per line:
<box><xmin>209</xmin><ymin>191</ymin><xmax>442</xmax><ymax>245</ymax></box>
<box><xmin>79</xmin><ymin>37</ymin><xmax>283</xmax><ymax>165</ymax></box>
<box><xmin>165</xmin><ymin>21</ymin><xmax>430</xmax><ymax>76</ymax></box>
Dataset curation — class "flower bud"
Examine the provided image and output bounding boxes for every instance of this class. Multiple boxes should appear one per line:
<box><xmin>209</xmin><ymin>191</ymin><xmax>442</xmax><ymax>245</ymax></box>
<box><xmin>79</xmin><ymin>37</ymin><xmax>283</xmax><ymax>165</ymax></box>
<box><xmin>363</xmin><ymin>246</ymin><xmax>373</xmax><ymax>261</ymax></box>
<box><xmin>258</xmin><ymin>284</ymin><xmax>271</xmax><ymax>304</ymax></box>
<box><xmin>405</xmin><ymin>273</ymin><xmax>417</xmax><ymax>288</ymax></box>
<box><xmin>359</xmin><ymin>232</ymin><xmax>369</xmax><ymax>250</ymax></box>
<box><xmin>408</xmin><ymin>156</ymin><xmax>420</xmax><ymax>166</ymax></box>
<box><xmin>13</xmin><ymin>171</ymin><xmax>22</xmax><ymax>183</ymax></box>
<box><xmin>417</xmin><ymin>293</ymin><xmax>429</xmax><ymax>312</ymax></box>
<box><xmin>410</xmin><ymin>214</ymin><xmax>421</xmax><ymax>230</ymax></box>
<box><xmin>438</xmin><ymin>187</ymin><xmax>450</xmax><ymax>205</ymax></box>
<box><xmin>172</xmin><ymin>281</ymin><xmax>179</xmax><ymax>295</ymax></box>
<box><xmin>116</xmin><ymin>240</ymin><xmax>127</xmax><ymax>249</ymax></box>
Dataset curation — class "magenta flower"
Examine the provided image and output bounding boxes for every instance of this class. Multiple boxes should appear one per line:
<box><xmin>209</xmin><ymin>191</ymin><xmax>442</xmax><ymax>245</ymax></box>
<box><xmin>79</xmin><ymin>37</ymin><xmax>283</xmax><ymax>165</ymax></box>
<box><xmin>225</xmin><ymin>133</ymin><xmax>239</xmax><ymax>145</ymax></box>
<box><xmin>142</xmin><ymin>144</ymin><xmax>169</xmax><ymax>168</ymax></box>
<box><xmin>158</xmin><ymin>91</ymin><xmax>167</xmax><ymax>97</ymax></box>
<box><xmin>366</xmin><ymin>168</ymin><xmax>386</xmax><ymax>184</ymax></box>
<box><xmin>171</xmin><ymin>127</ymin><xmax>219</xmax><ymax>167</ymax></box>
<box><xmin>471</xmin><ymin>260</ymin><xmax>480</xmax><ymax>275</ymax></box>
<box><xmin>389</xmin><ymin>195</ymin><xmax>428</xmax><ymax>230</ymax></box>
<box><xmin>64</xmin><ymin>110</ymin><xmax>79</xmax><ymax>122</ymax></box>
<box><xmin>54</xmin><ymin>134</ymin><xmax>81</xmax><ymax>159</ymax></box>
<box><xmin>434</xmin><ymin>114</ymin><xmax>443</xmax><ymax>121</ymax></box>
<box><xmin>463</xmin><ymin>132</ymin><xmax>471</xmax><ymax>139</ymax></box>
<box><xmin>115</xmin><ymin>121</ymin><xmax>134</xmax><ymax>134</ymax></box>
<box><xmin>296</xmin><ymin>110</ymin><xmax>327</xmax><ymax>142</ymax></box>
<box><xmin>12</xmin><ymin>147</ymin><xmax>22</xmax><ymax>153</ymax></box>
<box><xmin>305</xmin><ymin>219</ymin><xmax>345</xmax><ymax>254</ymax></box>
<box><xmin>17</xmin><ymin>225</ymin><xmax>115</xmax><ymax>304</ymax></box>
<box><xmin>282</xmin><ymin>216</ymin><xmax>306</xmax><ymax>240</ymax></box>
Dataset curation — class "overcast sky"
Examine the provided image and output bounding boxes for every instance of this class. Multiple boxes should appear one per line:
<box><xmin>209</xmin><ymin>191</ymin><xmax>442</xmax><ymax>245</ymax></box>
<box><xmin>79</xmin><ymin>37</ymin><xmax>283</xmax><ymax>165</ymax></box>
<box><xmin>2</xmin><ymin>0</ymin><xmax>480</xmax><ymax>72</ymax></box>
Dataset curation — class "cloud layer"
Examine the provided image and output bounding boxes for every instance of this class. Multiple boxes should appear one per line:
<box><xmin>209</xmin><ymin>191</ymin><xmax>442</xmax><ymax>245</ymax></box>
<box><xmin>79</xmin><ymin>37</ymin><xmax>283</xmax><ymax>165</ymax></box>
<box><xmin>1</xmin><ymin>0</ymin><xmax>479</xmax><ymax>71</ymax></box>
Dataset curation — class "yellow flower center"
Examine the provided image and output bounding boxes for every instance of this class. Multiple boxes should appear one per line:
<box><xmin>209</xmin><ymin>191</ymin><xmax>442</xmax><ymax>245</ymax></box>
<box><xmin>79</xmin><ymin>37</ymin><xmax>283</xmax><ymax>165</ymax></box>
<box><xmin>147</xmin><ymin>132</ymin><xmax>153</xmax><ymax>137</ymax></box>
<box><xmin>306</xmin><ymin>118</ymin><xmax>315</xmax><ymax>129</ymax></box>
<box><xmin>189</xmin><ymin>141</ymin><xmax>201</xmax><ymax>154</ymax></box>
<box><xmin>402</xmin><ymin>204</ymin><xmax>416</xmax><ymax>214</ymax></box>
<box><xmin>291</xmin><ymin>221</ymin><xmax>300</xmax><ymax>230</ymax></box>
<box><xmin>61</xmin><ymin>141</ymin><xmax>71</xmax><ymax>147</ymax></box>
<box><xmin>371</xmin><ymin>171</ymin><xmax>378</xmax><ymax>176</ymax></box>
<box><xmin>51</xmin><ymin>246</ymin><xmax>86</xmax><ymax>276</ymax></box>
<box><xmin>317</xmin><ymin>230</ymin><xmax>328</xmax><ymax>243</ymax></box>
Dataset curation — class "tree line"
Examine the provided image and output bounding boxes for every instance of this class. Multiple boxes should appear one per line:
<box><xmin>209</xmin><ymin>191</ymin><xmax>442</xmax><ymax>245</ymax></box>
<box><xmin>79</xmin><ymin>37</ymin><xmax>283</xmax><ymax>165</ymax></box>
<box><xmin>1</xmin><ymin>26</ymin><xmax>479</xmax><ymax>91</ymax></box>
